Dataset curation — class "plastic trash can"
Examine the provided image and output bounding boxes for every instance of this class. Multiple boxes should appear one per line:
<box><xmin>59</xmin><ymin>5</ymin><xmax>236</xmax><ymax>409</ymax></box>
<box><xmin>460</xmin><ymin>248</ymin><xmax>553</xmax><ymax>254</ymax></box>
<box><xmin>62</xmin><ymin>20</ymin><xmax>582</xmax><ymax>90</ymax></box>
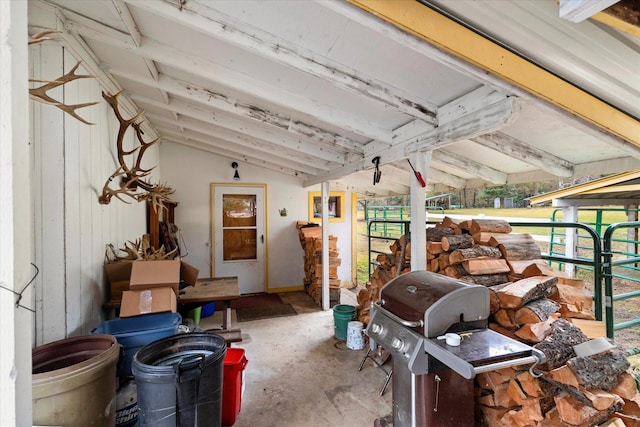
<box><xmin>92</xmin><ymin>312</ymin><xmax>182</xmax><ymax>377</ymax></box>
<box><xmin>222</xmin><ymin>348</ymin><xmax>249</xmax><ymax>426</ymax></box>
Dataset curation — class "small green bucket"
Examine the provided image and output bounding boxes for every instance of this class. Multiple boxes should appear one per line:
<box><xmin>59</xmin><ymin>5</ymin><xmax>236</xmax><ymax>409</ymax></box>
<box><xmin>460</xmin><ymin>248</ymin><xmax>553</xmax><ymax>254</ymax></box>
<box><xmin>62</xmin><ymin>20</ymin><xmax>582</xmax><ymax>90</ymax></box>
<box><xmin>333</xmin><ymin>304</ymin><xmax>356</xmax><ymax>340</ymax></box>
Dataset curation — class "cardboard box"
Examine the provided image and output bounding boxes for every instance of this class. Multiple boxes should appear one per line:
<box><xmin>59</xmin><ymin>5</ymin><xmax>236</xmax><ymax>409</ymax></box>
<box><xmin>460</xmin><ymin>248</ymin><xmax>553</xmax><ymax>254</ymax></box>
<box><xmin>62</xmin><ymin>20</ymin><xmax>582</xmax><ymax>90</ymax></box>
<box><xmin>104</xmin><ymin>259</ymin><xmax>133</xmax><ymax>284</ymax></box>
<box><xmin>120</xmin><ymin>287</ymin><xmax>177</xmax><ymax>317</ymax></box>
<box><xmin>129</xmin><ymin>259</ymin><xmax>199</xmax><ymax>293</ymax></box>
<box><xmin>110</xmin><ymin>280</ymin><xmax>130</xmax><ymax>302</ymax></box>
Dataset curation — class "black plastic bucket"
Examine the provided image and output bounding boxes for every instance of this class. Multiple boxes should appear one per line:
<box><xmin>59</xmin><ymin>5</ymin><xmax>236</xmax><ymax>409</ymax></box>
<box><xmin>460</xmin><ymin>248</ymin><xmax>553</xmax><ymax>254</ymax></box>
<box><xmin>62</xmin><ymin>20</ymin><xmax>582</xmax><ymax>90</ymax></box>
<box><xmin>132</xmin><ymin>333</ymin><xmax>227</xmax><ymax>427</ymax></box>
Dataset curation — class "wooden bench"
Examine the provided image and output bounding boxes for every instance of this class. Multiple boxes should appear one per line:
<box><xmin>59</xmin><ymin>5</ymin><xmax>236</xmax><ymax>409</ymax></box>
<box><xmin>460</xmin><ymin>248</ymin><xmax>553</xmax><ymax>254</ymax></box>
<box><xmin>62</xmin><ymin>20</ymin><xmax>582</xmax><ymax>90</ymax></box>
<box><xmin>205</xmin><ymin>328</ymin><xmax>243</xmax><ymax>346</ymax></box>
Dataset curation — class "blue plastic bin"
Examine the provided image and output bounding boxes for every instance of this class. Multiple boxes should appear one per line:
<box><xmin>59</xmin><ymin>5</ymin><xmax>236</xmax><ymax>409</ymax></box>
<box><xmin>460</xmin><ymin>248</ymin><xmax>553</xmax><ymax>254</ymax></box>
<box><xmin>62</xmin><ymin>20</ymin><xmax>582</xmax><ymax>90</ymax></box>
<box><xmin>92</xmin><ymin>312</ymin><xmax>182</xmax><ymax>377</ymax></box>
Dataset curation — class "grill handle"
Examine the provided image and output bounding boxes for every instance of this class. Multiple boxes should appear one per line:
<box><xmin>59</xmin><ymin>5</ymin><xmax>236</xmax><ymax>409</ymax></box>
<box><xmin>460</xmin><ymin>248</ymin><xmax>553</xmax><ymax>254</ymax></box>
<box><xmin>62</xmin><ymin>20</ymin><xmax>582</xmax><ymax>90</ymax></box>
<box><xmin>373</xmin><ymin>300</ymin><xmax>424</xmax><ymax>328</ymax></box>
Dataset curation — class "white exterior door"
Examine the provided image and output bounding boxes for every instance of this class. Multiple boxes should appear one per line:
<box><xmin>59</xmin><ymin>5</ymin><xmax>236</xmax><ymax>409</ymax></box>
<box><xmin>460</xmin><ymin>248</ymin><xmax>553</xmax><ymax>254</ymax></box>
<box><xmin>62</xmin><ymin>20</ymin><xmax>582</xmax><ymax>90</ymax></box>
<box><xmin>211</xmin><ymin>184</ymin><xmax>266</xmax><ymax>294</ymax></box>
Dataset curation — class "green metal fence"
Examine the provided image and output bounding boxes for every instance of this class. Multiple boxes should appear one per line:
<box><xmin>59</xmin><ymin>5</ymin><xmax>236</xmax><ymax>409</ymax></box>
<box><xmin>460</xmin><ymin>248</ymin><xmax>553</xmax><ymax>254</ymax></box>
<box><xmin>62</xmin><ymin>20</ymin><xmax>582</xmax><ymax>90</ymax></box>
<box><xmin>363</xmin><ymin>216</ymin><xmax>640</xmax><ymax>347</ymax></box>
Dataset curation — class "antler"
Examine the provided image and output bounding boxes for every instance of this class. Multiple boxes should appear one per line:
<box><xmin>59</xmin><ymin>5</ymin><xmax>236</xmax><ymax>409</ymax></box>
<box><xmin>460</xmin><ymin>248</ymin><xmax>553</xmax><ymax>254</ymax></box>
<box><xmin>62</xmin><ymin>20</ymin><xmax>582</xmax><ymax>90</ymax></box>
<box><xmin>99</xmin><ymin>91</ymin><xmax>175</xmax><ymax>210</ymax></box>
<box><xmin>29</xmin><ymin>53</ymin><xmax>98</xmax><ymax>125</ymax></box>
<box><xmin>29</xmin><ymin>29</ymin><xmax>61</xmax><ymax>45</ymax></box>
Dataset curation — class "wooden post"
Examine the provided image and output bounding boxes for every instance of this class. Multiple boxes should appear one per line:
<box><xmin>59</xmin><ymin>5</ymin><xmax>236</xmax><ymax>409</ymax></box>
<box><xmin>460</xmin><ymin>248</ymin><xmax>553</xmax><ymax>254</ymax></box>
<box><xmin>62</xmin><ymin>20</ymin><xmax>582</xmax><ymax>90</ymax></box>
<box><xmin>321</xmin><ymin>182</ymin><xmax>330</xmax><ymax>311</ymax></box>
<box><xmin>1</xmin><ymin>1</ymin><xmax>33</xmax><ymax>424</ymax></box>
<box><xmin>410</xmin><ymin>151</ymin><xmax>430</xmax><ymax>271</ymax></box>
<box><xmin>562</xmin><ymin>205</ymin><xmax>578</xmax><ymax>278</ymax></box>
<box><xmin>626</xmin><ymin>205</ymin><xmax>638</xmax><ymax>262</ymax></box>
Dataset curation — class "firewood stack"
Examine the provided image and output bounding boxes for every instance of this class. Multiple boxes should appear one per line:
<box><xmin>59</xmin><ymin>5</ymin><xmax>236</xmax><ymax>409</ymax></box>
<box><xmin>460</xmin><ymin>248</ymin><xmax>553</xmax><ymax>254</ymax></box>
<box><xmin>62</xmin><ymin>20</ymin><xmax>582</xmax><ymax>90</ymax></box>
<box><xmin>296</xmin><ymin>222</ymin><xmax>341</xmax><ymax>307</ymax></box>
<box><xmin>356</xmin><ymin>217</ymin><xmax>640</xmax><ymax>426</ymax></box>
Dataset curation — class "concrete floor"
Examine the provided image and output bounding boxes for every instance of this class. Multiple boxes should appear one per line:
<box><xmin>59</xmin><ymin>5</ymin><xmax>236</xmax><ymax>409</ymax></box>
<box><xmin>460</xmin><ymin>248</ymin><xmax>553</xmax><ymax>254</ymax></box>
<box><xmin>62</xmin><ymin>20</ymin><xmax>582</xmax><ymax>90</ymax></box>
<box><xmin>198</xmin><ymin>289</ymin><xmax>393</xmax><ymax>427</ymax></box>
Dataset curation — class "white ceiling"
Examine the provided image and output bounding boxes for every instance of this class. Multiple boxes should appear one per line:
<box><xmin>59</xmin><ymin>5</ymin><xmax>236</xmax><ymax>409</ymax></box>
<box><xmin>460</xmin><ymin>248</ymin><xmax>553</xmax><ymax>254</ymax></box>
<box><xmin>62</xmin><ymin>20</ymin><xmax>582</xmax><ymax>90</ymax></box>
<box><xmin>28</xmin><ymin>0</ymin><xmax>640</xmax><ymax>197</ymax></box>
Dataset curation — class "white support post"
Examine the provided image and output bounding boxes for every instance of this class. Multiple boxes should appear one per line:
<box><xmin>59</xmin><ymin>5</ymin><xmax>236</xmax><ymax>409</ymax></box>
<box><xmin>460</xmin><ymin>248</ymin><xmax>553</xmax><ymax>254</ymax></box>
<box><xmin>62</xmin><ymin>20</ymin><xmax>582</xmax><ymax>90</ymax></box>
<box><xmin>562</xmin><ymin>206</ymin><xmax>578</xmax><ymax>277</ymax></box>
<box><xmin>626</xmin><ymin>205</ymin><xmax>638</xmax><ymax>260</ymax></box>
<box><xmin>321</xmin><ymin>182</ymin><xmax>330</xmax><ymax>310</ymax></box>
<box><xmin>1</xmin><ymin>1</ymin><xmax>33</xmax><ymax>425</ymax></box>
<box><xmin>410</xmin><ymin>151</ymin><xmax>431</xmax><ymax>271</ymax></box>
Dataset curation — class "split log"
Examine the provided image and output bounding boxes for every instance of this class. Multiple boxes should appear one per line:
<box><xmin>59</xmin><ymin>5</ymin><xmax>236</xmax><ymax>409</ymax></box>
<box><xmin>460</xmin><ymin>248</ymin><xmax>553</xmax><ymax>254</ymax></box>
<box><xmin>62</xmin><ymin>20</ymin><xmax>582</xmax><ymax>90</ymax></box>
<box><xmin>469</xmin><ymin>219</ymin><xmax>512</xmax><ymax>235</ymax></box>
<box><xmin>438</xmin><ymin>253</ymin><xmax>451</xmax><ymax>271</ymax></box>
<box><xmin>473</xmin><ymin>232</ymin><xmax>503</xmax><ymax>246</ymax></box>
<box><xmin>547</xmin><ymin>365</ymin><xmax>581</xmax><ymax>390</ymax></box>
<box><xmin>494</xmin><ymin>309</ymin><xmax>518</xmax><ymax>329</ymax></box>
<box><xmin>515</xmin><ymin>313</ymin><xmax>561</xmax><ymax>343</ymax></box>
<box><xmin>582</xmin><ymin>389</ymin><xmax>623</xmax><ymax>411</ymax></box>
<box><xmin>488</xmin><ymin>283</ymin><xmax>510</xmax><ymax>314</ymax></box>
<box><xmin>516</xmin><ymin>370</ymin><xmax>545</xmax><ymax>398</ymax></box>
<box><xmin>566</xmin><ymin>348</ymin><xmax>630</xmax><ymax>390</ymax></box>
<box><xmin>375</xmin><ymin>253</ymin><xmax>395</xmax><ymax>269</ymax></box>
<box><xmin>427</xmin><ymin>241</ymin><xmax>443</xmax><ymax>255</ymax></box>
<box><xmin>549</xmin><ymin>278</ymin><xmax>594</xmax><ymax>320</ymax></box>
<box><xmin>522</xmin><ymin>261</ymin><xmax>561</xmax><ymax>278</ymax></box>
<box><xmin>449</xmin><ymin>246</ymin><xmax>503</xmax><ymax>264</ymax></box>
<box><xmin>500</xmin><ymin>399</ymin><xmax>544</xmax><ymax>426</ymax></box>
<box><xmin>497</xmin><ymin>276</ymin><xmax>558</xmax><ymax>309</ymax></box>
<box><xmin>443</xmin><ymin>264</ymin><xmax>467</xmax><ymax>278</ymax></box>
<box><xmin>462</xmin><ymin>258</ymin><xmax>510</xmax><ymax>275</ymax></box>
<box><xmin>568</xmin><ymin>319</ymin><xmax>606</xmax><ymax>339</ymax></box>
<box><xmin>554</xmin><ymin>393</ymin><xmax>606</xmax><ymax>426</ymax></box>
<box><xmin>441</xmin><ymin>234</ymin><xmax>474</xmax><ymax>251</ymax></box>
<box><xmin>457</xmin><ymin>220</ymin><xmax>473</xmax><ymax>233</ymax></box>
<box><xmin>461</xmin><ymin>274</ymin><xmax>509</xmax><ymax>287</ymax></box>
<box><xmin>534</xmin><ymin>319</ymin><xmax>589</xmax><ymax>370</ymax></box>
<box><xmin>514</xmin><ymin>298</ymin><xmax>561</xmax><ymax>324</ymax></box>
<box><xmin>426</xmin><ymin>227</ymin><xmax>454</xmax><ymax>242</ymax></box>
<box><xmin>488</xmin><ymin>233</ymin><xmax>542</xmax><ymax>261</ymax></box>
<box><xmin>508</xmin><ymin>259</ymin><xmax>554</xmax><ymax>278</ymax></box>
<box><xmin>611</xmin><ymin>373</ymin><xmax>639</xmax><ymax>400</ymax></box>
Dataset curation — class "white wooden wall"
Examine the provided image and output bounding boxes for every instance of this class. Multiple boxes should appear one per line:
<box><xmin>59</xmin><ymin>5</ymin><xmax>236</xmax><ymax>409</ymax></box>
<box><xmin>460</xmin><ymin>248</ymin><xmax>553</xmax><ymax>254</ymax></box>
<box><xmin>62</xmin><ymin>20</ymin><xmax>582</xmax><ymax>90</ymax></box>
<box><xmin>30</xmin><ymin>43</ymin><xmax>152</xmax><ymax>344</ymax></box>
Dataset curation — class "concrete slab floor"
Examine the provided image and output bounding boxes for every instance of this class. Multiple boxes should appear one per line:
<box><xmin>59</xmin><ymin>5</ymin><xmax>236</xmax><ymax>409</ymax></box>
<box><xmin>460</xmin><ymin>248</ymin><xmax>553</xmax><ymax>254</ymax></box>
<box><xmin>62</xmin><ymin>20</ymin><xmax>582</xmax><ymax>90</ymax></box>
<box><xmin>199</xmin><ymin>290</ymin><xmax>393</xmax><ymax>427</ymax></box>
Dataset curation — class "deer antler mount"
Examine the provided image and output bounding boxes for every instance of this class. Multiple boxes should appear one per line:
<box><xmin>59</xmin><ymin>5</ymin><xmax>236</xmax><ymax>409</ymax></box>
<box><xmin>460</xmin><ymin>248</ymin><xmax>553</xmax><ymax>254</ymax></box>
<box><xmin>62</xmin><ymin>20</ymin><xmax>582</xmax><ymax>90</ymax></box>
<box><xmin>28</xmin><ymin>30</ymin><xmax>98</xmax><ymax>125</ymax></box>
<box><xmin>99</xmin><ymin>91</ymin><xmax>175</xmax><ymax>212</ymax></box>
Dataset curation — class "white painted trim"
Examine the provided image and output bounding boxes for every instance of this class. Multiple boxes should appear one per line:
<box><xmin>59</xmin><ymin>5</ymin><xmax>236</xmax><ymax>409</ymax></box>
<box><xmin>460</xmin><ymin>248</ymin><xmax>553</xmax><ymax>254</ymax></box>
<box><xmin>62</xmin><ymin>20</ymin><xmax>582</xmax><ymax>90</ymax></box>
<box><xmin>1</xmin><ymin>1</ymin><xmax>33</xmax><ymax>424</ymax></box>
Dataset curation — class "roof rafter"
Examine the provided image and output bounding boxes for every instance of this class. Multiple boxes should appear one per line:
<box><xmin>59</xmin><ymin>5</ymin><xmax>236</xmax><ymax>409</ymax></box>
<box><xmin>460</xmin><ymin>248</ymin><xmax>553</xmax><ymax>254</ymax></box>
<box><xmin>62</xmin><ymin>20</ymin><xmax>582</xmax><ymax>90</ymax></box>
<box><xmin>123</xmin><ymin>0</ymin><xmax>439</xmax><ymax>125</ymax></box>
<box><xmin>306</xmin><ymin>96</ymin><xmax>519</xmax><ymax>186</ymax></box>
<box><xmin>61</xmin><ymin>15</ymin><xmax>389</xmax><ymax>142</ymax></box>
<box><xmin>149</xmin><ymin>115</ymin><xmax>337</xmax><ymax>171</ymax></box>
<box><xmin>472</xmin><ymin>132</ymin><xmax>574</xmax><ymax>177</ymax></box>
<box><xmin>163</xmin><ymin>135</ymin><xmax>309</xmax><ymax>179</ymax></box>
<box><xmin>431</xmin><ymin>150</ymin><xmax>507</xmax><ymax>184</ymax></box>
<box><xmin>108</xmin><ymin>68</ymin><xmax>356</xmax><ymax>164</ymax></box>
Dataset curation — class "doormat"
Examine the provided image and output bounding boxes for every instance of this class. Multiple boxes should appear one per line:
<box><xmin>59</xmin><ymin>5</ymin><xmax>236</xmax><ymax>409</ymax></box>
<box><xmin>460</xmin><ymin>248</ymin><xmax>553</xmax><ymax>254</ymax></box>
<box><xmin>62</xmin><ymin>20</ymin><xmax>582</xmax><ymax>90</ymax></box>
<box><xmin>231</xmin><ymin>293</ymin><xmax>283</xmax><ymax>310</ymax></box>
<box><xmin>235</xmin><ymin>304</ymin><xmax>298</xmax><ymax>322</ymax></box>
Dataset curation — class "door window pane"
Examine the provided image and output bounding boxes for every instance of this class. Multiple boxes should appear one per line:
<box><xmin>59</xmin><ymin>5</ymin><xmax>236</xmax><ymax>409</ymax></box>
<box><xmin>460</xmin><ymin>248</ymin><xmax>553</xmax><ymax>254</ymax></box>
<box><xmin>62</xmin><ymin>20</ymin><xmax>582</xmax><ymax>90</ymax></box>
<box><xmin>222</xmin><ymin>194</ymin><xmax>256</xmax><ymax>227</ymax></box>
<box><xmin>223</xmin><ymin>229</ymin><xmax>257</xmax><ymax>261</ymax></box>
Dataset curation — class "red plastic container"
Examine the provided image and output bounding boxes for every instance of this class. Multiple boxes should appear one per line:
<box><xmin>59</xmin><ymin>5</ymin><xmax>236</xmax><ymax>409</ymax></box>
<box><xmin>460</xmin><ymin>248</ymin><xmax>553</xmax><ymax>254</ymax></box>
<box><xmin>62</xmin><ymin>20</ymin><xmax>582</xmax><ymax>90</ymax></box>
<box><xmin>222</xmin><ymin>348</ymin><xmax>248</xmax><ymax>426</ymax></box>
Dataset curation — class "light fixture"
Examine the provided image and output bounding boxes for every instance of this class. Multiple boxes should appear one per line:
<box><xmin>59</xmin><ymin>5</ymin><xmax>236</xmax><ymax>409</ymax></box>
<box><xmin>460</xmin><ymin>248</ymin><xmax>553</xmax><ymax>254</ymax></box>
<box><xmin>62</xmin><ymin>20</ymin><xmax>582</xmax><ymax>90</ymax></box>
<box><xmin>231</xmin><ymin>161</ymin><xmax>240</xmax><ymax>181</ymax></box>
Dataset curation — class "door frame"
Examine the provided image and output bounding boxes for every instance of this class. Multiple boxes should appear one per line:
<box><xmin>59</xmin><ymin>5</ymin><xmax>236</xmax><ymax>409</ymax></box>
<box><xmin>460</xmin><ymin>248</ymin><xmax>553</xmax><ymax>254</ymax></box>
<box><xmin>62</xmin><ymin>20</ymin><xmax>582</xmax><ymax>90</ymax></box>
<box><xmin>210</xmin><ymin>183</ymin><xmax>268</xmax><ymax>292</ymax></box>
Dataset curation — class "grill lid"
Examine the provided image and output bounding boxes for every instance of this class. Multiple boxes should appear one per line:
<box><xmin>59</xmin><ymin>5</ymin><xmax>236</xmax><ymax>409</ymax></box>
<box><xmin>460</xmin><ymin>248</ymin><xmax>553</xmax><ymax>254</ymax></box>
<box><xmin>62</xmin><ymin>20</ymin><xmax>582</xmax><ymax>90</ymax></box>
<box><xmin>379</xmin><ymin>270</ymin><xmax>489</xmax><ymax>337</ymax></box>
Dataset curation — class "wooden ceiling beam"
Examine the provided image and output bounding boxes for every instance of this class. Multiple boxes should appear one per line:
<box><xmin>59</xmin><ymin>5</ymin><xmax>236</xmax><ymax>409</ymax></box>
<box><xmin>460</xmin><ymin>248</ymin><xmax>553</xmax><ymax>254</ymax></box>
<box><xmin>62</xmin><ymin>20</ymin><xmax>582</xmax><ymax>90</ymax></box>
<box><xmin>133</xmin><ymin>93</ymin><xmax>359</xmax><ymax>160</ymax></box>
<box><xmin>431</xmin><ymin>150</ymin><xmax>507</xmax><ymax>185</ymax></box>
<box><xmin>123</xmin><ymin>0</ymin><xmax>439</xmax><ymax>125</ymax></box>
<box><xmin>306</xmin><ymin>95</ymin><xmax>518</xmax><ymax>186</ymax></box>
<box><xmin>61</xmin><ymin>15</ymin><xmax>389</xmax><ymax>142</ymax></box>
<box><xmin>163</xmin><ymin>135</ymin><xmax>309</xmax><ymax>180</ymax></box>
<box><xmin>149</xmin><ymin>115</ymin><xmax>335</xmax><ymax>172</ymax></box>
<box><xmin>109</xmin><ymin>69</ymin><xmax>353</xmax><ymax>165</ymax></box>
<box><xmin>472</xmin><ymin>132</ymin><xmax>574</xmax><ymax>177</ymax></box>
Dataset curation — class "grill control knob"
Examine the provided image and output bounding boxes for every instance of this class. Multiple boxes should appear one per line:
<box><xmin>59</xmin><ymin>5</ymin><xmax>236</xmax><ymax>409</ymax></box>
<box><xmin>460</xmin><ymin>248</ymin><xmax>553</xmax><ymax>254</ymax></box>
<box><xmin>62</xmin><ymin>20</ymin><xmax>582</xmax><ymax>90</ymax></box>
<box><xmin>371</xmin><ymin>323</ymin><xmax>383</xmax><ymax>335</ymax></box>
<box><xmin>391</xmin><ymin>337</ymin><xmax>404</xmax><ymax>351</ymax></box>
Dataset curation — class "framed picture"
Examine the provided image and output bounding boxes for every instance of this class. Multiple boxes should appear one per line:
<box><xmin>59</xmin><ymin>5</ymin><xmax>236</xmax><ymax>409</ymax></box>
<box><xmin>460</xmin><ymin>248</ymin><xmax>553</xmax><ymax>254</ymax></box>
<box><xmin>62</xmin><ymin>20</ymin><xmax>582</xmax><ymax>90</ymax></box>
<box><xmin>308</xmin><ymin>191</ymin><xmax>345</xmax><ymax>223</ymax></box>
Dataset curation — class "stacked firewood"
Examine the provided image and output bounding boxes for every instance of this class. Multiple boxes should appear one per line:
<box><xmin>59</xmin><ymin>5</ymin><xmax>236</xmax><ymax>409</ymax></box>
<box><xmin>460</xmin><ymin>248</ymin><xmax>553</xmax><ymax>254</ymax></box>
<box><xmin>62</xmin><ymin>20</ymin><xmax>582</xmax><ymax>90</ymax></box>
<box><xmin>476</xmin><ymin>317</ymin><xmax>638</xmax><ymax>427</ymax></box>
<box><xmin>357</xmin><ymin>217</ymin><xmax>640</xmax><ymax>426</ymax></box>
<box><xmin>296</xmin><ymin>222</ymin><xmax>341</xmax><ymax>307</ymax></box>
